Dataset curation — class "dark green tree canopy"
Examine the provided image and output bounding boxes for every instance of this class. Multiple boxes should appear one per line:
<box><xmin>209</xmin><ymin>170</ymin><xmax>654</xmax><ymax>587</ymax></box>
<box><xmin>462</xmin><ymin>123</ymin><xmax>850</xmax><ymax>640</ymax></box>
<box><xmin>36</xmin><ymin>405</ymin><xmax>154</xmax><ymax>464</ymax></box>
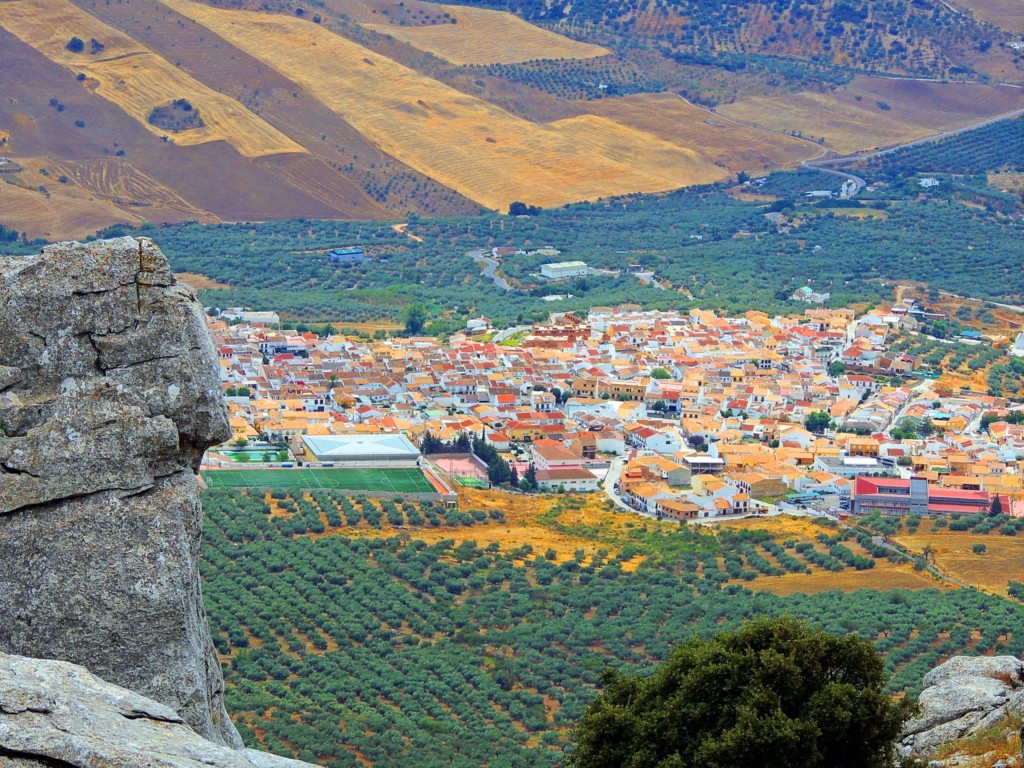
<box><xmin>805</xmin><ymin>411</ymin><xmax>833</xmax><ymax>434</ymax></box>
<box><xmin>569</xmin><ymin>617</ymin><xmax>914</xmax><ymax>768</ymax></box>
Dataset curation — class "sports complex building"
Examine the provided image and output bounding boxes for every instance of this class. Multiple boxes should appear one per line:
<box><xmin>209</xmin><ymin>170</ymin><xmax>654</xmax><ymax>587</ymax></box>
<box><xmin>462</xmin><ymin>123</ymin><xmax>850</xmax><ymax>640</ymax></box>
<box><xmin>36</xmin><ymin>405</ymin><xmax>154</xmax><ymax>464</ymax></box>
<box><xmin>301</xmin><ymin>434</ymin><xmax>421</xmax><ymax>466</ymax></box>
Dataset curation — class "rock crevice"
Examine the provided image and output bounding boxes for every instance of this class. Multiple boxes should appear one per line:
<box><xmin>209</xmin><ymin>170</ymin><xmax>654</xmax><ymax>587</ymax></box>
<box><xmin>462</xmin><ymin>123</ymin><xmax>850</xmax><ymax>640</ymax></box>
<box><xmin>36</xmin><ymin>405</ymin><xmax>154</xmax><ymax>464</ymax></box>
<box><xmin>0</xmin><ymin>238</ymin><xmax>237</xmax><ymax>747</ymax></box>
<box><xmin>901</xmin><ymin>655</ymin><xmax>1024</xmax><ymax>760</ymax></box>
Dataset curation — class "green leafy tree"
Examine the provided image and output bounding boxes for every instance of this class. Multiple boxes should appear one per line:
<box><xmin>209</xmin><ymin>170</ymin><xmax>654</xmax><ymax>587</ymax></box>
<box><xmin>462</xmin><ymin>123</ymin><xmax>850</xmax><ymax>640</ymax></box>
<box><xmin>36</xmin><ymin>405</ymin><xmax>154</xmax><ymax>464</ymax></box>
<box><xmin>651</xmin><ymin>367</ymin><xmax>671</xmax><ymax>380</ymax></box>
<box><xmin>570</xmin><ymin>616</ymin><xmax>914</xmax><ymax>768</ymax></box>
<box><xmin>403</xmin><ymin>304</ymin><xmax>426</xmax><ymax>335</ymax></box>
<box><xmin>828</xmin><ymin>360</ymin><xmax>846</xmax><ymax>377</ymax></box>
<box><xmin>805</xmin><ymin>411</ymin><xmax>833</xmax><ymax>434</ymax></box>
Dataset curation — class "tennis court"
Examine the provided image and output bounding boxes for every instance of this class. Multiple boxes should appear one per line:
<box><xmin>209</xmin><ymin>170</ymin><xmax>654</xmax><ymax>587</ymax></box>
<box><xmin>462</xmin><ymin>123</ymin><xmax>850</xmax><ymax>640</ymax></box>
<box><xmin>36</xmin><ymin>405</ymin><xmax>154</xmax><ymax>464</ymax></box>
<box><xmin>202</xmin><ymin>467</ymin><xmax>434</xmax><ymax>493</ymax></box>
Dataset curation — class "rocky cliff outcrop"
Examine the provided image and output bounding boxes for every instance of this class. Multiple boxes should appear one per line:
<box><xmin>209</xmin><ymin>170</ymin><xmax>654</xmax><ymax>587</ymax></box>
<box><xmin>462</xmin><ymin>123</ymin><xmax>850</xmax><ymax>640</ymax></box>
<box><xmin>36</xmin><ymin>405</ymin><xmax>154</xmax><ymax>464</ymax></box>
<box><xmin>0</xmin><ymin>651</ymin><xmax>313</xmax><ymax>767</ymax></box>
<box><xmin>0</xmin><ymin>238</ymin><xmax>238</xmax><ymax>746</ymax></box>
<box><xmin>901</xmin><ymin>655</ymin><xmax>1024</xmax><ymax>760</ymax></box>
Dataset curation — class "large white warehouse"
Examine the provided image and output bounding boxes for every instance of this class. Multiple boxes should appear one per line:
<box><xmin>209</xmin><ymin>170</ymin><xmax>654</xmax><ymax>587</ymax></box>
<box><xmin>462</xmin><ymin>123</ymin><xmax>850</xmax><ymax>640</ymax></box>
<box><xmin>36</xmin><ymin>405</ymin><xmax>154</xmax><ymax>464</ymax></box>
<box><xmin>541</xmin><ymin>261</ymin><xmax>588</xmax><ymax>280</ymax></box>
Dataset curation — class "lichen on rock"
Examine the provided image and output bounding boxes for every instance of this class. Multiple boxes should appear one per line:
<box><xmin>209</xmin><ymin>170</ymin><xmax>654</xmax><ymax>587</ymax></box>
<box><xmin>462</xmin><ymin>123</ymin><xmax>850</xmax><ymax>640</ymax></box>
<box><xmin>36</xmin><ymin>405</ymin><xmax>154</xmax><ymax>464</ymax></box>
<box><xmin>0</xmin><ymin>237</ymin><xmax>239</xmax><ymax>746</ymax></box>
<box><xmin>0</xmin><ymin>651</ymin><xmax>314</xmax><ymax>767</ymax></box>
<box><xmin>901</xmin><ymin>655</ymin><xmax>1024</xmax><ymax>759</ymax></box>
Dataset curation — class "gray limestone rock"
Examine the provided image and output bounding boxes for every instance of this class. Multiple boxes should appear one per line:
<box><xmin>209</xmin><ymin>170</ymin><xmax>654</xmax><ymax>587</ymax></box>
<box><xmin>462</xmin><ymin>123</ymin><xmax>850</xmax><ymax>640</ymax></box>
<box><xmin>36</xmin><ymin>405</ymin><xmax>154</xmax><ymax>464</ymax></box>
<box><xmin>0</xmin><ymin>651</ymin><xmax>316</xmax><ymax>767</ymax></box>
<box><xmin>908</xmin><ymin>676</ymin><xmax>1012</xmax><ymax>733</ymax></box>
<box><xmin>0</xmin><ymin>238</ymin><xmax>238</xmax><ymax>746</ymax></box>
<box><xmin>903</xmin><ymin>655</ymin><xmax>1024</xmax><ymax>759</ymax></box>
<box><xmin>924</xmin><ymin>656</ymin><xmax>1024</xmax><ymax>689</ymax></box>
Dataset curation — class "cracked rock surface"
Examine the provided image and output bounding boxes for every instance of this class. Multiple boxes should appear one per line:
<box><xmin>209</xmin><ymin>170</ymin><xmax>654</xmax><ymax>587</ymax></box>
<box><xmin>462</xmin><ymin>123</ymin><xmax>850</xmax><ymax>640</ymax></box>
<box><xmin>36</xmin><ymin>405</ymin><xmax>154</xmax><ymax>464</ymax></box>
<box><xmin>0</xmin><ymin>651</ymin><xmax>315</xmax><ymax>767</ymax></box>
<box><xmin>901</xmin><ymin>655</ymin><xmax>1024</xmax><ymax>757</ymax></box>
<box><xmin>0</xmin><ymin>238</ymin><xmax>239</xmax><ymax>746</ymax></box>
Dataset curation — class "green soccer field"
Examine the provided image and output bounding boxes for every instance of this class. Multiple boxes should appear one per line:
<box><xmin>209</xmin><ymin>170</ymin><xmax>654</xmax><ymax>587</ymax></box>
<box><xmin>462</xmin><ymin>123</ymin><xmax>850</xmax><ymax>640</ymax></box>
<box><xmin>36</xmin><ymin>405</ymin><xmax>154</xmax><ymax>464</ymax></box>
<box><xmin>202</xmin><ymin>467</ymin><xmax>434</xmax><ymax>493</ymax></box>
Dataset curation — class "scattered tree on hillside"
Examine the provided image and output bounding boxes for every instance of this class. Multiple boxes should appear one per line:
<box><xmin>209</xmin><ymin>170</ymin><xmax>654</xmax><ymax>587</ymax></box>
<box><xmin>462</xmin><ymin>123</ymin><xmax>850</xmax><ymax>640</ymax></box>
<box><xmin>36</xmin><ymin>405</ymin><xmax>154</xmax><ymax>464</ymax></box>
<box><xmin>509</xmin><ymin>201</ymin><xmax>542</xmax><ymax>216</ymax></box>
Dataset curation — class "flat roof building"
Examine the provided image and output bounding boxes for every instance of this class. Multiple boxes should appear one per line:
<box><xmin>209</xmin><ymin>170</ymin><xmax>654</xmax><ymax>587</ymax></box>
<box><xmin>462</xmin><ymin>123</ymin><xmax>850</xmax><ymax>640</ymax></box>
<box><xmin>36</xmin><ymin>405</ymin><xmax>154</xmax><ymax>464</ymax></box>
<box><xmin>541</xmin><ymin>261</ymin><xmax>588</xmax><ymax>280</ymax></box>
<box><xmin>302</xmin><ymin>433</ymin><xmax>420</xmax><ymax>465</ymax></box>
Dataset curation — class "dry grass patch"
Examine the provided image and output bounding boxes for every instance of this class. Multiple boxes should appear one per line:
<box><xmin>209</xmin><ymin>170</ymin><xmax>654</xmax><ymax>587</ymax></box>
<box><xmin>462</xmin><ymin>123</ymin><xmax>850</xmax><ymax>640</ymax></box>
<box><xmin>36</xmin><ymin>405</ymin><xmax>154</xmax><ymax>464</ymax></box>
<box><xmin>711</xmin><ymin>514</ymin><xmax>826</xmax><ymax>538</ymax></box>
<box><xmin>829</xmin><ymin>207</ymin><xmax>888</xmax><ymax>219</ymax></box>
<box><xmin>588</xmin><ymin>93</ymin><xmax>821</xmax><ymax>172</ymax></box>
<box><xmin>159</xmin><ymin>0</ymin><xmax>729</xmax><ymax>210</ymax></box>
<box><xmin>339</xmin><ymin>319</ymin><xmax>404</xmax><ymax>333</ymax></box>
<box><xmin>714</xmin><ymin>515</ymin><xmax>946</xmax><ymax>595</ymax></box>
<box><xmin>362</xmin><ymin>4</ymin><xmax>608</xmax><ymax>65</ymax></box>
<box><xmin>747</xmin><ymin>560</ymin><xmax>944</xmax><ymax>596</ymax></box>
<box><xmin>0</xmin><ymin>0</ymin><xmax>304</xmax><ymax>157</ymax></box>
<box><xmin>330</xmin><ymin>487</ymin><xmax>647</xmax><ymax>568</ymax></box>
<box><xmin>0</xmin><ymin>177</ymin><xmax>141</xmax><ymax>240</ymax></box>
<box><xmin>720</xmin><ymin>77</ymin><xmax>1024</xmax><ymax>154</ymax></box>
<box><xmin>44</xmin><ymin>156</ymin><xmax>213</xmax><ymax>219</ymax></box>
<box><xmin>893</xmin><ymin>531</ymin><xmax>1024</xmax><ymax>595</ymax></box>
<box><xmin>175</xmin><ymin>272</ymin><xmax>232</xmax><ymax>290</ymax></box>
<box><xmin>956</xmin><ymin>0</ymin><xmax>1024</xmax><ymax>33</ymax></box>
<box><xmin>989</xmin><ymin>172</ymin><xmax>1024</xmax><ymax>195</ymax></box>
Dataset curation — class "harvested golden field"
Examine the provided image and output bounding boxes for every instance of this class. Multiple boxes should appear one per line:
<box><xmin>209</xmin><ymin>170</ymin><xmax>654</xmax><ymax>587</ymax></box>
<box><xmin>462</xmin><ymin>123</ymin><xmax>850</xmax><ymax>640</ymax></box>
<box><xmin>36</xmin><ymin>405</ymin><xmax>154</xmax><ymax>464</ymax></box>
<box><xmin>719</xmin><ymin>77</ymin><xmax>1024</xmax><ymax>154</ymax></box>
<box><xmin>720</xmin><ymin>92</ymin><xmax>928</xmax><ymax>154</ymax></box>
<box><xmin>713</xmin><ymin>515</ymin><xmax>946</xmax><ymax>594</ymax></box>
<box><xmin>45</xmin><ymin>156</ymin><xmax>213</xmax><ymax>219</ymax></box>
<box><xmin>0</xmin><ymin>0</ymin><xmax>304</xmax><ymax>157</ymax></box>
<box><xmin>338</xmin><ymin>319</ymin><xmax>405</xmax><ymax>333</ymax></box>
<box><xmin>0</xmin><ymin>178</ymin><xmax>140</xmax><ymax>239</ymax></box>
<box><xmin>175</xmin><ymin>272</ymin><xmax>231</xmax><ymax>290</ymax></box>
<box><xmin>956</xmin><ymin>0</ymin><xmax>1024</xmax><ymax>33</ymax></box>
<box><xmin>894</xmin><ymin>531</ymin><xmax>1024</xmax><ymax>596</ymax></box>
<box><xmin>746</xmin><ymin>560</ymin><xmax>944</xmax><ymax>595</ymax></box>
<box><xmin>159</xmin><ymin>0</ymin><xmax>729</xmax><ymax>210</ymax></box>
<box><xmin>362</xmin><ymin>4</ymin><xmax>609</xmax><ymax>65</ymax></box>
<box><xmin>413</xmin><ymin>488</ymin><xmax>645</xmax><ymax>569</ymax></box>
<box><xmin>586</xmin><ymin>93</ymin><xmax>821</xmax><ymax>172</ymax></box>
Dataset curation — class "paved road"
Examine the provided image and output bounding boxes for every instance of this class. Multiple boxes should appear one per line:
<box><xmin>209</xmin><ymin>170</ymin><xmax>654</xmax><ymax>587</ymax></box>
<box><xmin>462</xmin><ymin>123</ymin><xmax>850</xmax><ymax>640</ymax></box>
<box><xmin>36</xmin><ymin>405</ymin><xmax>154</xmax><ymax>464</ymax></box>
<box><xmin>871</xmin><ymin>535</ymin><xmax>972</xmax><ymax>589</ymax></box>
<box><xmin>601</xmin><ymin>456</ymin><xmax>635</xmax><ymax>513</ymax></box>
<box><xmin>469</xmin><ymin>249</ymin><xmax>511</xmax><ymax>291</ymax></box>
<box><xmin>491</xmin><ymin>325</ymin><xmax>529</xmax><ymax>343</ymax></box>
<box><xmin>800</xmin><ymin>163</ymin><xmax>867</xmax><ymax>196</ymax></box>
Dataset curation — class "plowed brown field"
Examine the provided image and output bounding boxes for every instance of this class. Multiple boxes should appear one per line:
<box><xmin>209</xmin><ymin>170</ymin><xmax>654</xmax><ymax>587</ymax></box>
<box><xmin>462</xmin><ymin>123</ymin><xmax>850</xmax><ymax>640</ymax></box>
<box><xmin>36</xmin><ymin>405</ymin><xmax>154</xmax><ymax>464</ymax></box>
<box><xmin>0</xmin><ymin>0</ymin><xmax>304</xmax><ymax>157</ymax></box>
